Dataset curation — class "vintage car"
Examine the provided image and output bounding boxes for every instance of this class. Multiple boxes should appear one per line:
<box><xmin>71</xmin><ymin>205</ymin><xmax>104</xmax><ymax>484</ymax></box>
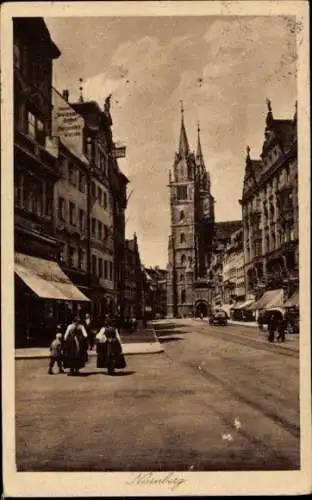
<box><xmin>209</xmin><ymin>310</ymin><xmax>228</xmax><ymax>326</ymax></box>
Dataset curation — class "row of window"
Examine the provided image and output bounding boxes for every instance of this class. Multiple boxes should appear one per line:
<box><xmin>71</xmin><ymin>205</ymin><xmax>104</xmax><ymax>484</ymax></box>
<box><xmin>60</xmin><ymin>244</ymin><xmax>113</xmax><ymax>280</ymax></box>
<box><xmin>59</xmin><ymin>159</ymin><xmax>110</xmax><ymax>210</ymax></box>
<box><xmin>92</xmin><ymin>255</ymin><xmax>113</xmax><ymax>281</ymax></box>
<box><xmin>246</xmin><ymin>226</ymin><xmax>296</xmax><ymax>259</ymax></box>
<box><xmin>59</xmin><ymin>157</ymin><xmax>86</xmax><ymax>192</ymax></box>
<box><xmin>91</xmin><ymin>218</ymin><xmax>110</xmax><ymax>241</ymax></box>
<box><xmin>58</xmin><ymin>197</ymin><xmax>111</xmax><ymax>240</ymax></box>
<box><xmin>83</xmin><ymin>140</ymin><xmax>109</xmax><ymax>177</ymax></box>
<box><xmin>91</xmin><ymin>181</ymin><xmax>109</xmax><ymax>209</ymax></box>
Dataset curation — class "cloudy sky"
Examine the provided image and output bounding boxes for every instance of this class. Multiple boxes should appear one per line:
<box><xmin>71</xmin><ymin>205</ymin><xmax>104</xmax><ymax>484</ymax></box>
<box><xmin>45</xmin><ymin>15</ymin><xmax>297</xmax><ymax>268</ymax></box>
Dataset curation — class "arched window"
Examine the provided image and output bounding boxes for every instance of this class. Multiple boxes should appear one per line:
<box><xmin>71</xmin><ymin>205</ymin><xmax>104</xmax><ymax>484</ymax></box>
<box><xmin>180</xmin><ymin>274</ymin><xmax>184</xmax><ymax>281</ymax></box>
<box><xmin>180</xmin><ymin>233</ymin><xmax>185</xmax><ymax>244</ymax></box>
<box><xmin>181</xmin><ymin>254</ymin><xmax>186</xmax><ymax>266</ymax></box>
<box><xmin>180</xmin><ymin>210</ymin><xmax>184</xmax><ymax>221</ymax></box>
<box><xmin>181</xmin><ymin>290</ymin><xmax>186</xmax><ymax>303</ymax></box>
<box><xmin>188</xmin><ymin>256</ymin><xmax>192</xmax><ymax>266</ymax></box>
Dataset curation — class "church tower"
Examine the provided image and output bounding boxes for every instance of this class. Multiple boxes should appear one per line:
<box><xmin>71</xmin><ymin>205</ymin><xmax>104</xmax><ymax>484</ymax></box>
<box><xmin>167</xmin><ymin>103</ymin><xmax>196</xmax><ymax>318</ymax></box>
<box><xmin>195</xmin><ymin>122</ymin><xmax>215</xmax><ymax>278</ymax></box>
<box><xmin>167</xmin><ymin>106</ymin><xmax>215</xmax><ymax>318</ymax></box>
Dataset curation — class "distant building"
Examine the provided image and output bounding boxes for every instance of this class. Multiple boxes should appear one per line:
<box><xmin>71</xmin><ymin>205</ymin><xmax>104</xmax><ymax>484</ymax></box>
<box><xmin>240</xmin><ymin>100</ymin><xmax>298</xmax><ymax>305</ymax></box>
<box><xmin>221</xmin><ymin>228</ymin><xmax>245</xmax><ymax>305</ymax></box>
<box><xmin>167</xmin><ymin>106</ymin><xmax>215</xmax><ymax>318</ymax></box>
<box><xmin>144</xmin><ymin>267</ymin><xmax>167</xmax><ymax>319</ymax></box>
<box><xmin>124</xmin><ymin>234</ymin><xmax>145</xmax><ymax>319</ymax></box>
<box><xmin>206</xmin><ymin>221</ymin><xmax>243</xmax><ymax>309</ymax></box>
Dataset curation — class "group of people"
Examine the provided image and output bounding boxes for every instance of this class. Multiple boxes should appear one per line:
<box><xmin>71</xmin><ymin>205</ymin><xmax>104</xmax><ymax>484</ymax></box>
<box><xmin>48</xmin><ymin>315</ymin><xmax>126</xmax><ymax>376</ymax></box>
<box><xmin>258</xmin><ymin>312</ymin><xmax>287</xmax><ymax>343</ymax></box>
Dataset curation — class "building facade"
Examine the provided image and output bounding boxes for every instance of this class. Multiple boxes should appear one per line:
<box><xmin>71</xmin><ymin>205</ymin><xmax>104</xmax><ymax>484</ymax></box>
<box><xmin>241</xmin><ymin>100</ymin><xmax>298</xmax><ymax>303</ymax></box>
<box><xmin>167</xmin><ymin>106</ymin><xmax>215</xmax><ymax>318</ymax></box>
<box><xmin>70</xmin><ymin>96</ymin><xmax>127</xmax><ymax>319</ymax></box>
<box><xmin>144</xmin><ymin>267</ymin><xmax>167</xmax><ymax>319</ymax></box>
<box><xmin>221</xmin><ymin>227</ymin><xmax>245</xmax><ymax>308</ymax></box>
<box><xmin>14</xmin><ymin>18</ymin><xmax>89</xmax><ymax>346</ymax></box>
<box><xmin>124</xmin><ymin>235</ymin><xmax>145</xmax><ymax>320</ymax></box>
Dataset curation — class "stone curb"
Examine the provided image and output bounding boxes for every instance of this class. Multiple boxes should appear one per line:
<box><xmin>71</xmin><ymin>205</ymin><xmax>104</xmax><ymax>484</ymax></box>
<box><xmin>15</xmin><ymin>327</ymin><xmax>164</xmax><ymax>359</ymax></box>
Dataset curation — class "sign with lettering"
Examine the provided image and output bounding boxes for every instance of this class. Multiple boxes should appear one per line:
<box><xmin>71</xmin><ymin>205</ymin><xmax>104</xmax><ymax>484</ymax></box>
<box><xmin>52</xmin><ymin>88</ymin><xmax>85</xmax><ymax>156</ymax></box>
<box><xmin>113</xmin><ymin>144</ymin><xmax>126</xmax><ymax>158</ymax></box>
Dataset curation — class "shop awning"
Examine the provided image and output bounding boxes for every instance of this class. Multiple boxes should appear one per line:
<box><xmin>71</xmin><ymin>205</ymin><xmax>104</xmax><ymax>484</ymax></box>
<box><xmin>249</xmin><ymin>289</ymin><xmax>284</xmax><ymax>311</ymax></box>
<box><xmin>15</xmin><ymin>252</ymin><xmax>90</xmax><ymax>301</ymax></box>
<box><xmin>233</xmin><ymin>299</ymin><xmax>255</xmax><ymax>310</ymax></box>
<box><xmin>284</xmin><ymin>289</ymin><xmax>299</xmax><ymax>308</ymax></box>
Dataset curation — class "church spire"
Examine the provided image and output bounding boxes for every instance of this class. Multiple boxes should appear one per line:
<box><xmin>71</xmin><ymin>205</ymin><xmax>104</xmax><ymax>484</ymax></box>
<box><xmin>178</xmin><ymin>100</ymin><xmax>189</xmax><ymax>156</ymax></box>
<box><xmin>196</xmin><ymin>121</ymin><xmax>203</xmax><ymax>159</ymax></box>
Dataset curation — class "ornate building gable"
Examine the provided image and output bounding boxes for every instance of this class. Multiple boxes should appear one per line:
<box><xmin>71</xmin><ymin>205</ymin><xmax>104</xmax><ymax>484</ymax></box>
<box><xmin>261</xmin><ymin>99</ymin><xmax>297</xmax><ymax>173</ymax></box>
<box><xmin>242</xmin><ymin>146</ymin><xmax>262</xmax><ymax>201</ymax></box>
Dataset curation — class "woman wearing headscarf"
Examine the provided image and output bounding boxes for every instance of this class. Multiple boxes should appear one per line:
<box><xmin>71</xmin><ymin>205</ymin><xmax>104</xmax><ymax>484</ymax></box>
<box><xmin>96</xmin><ymin>318</ymin><xmax>126</xmax><ymax>375</ymax></box>
<box><xmin>63</xmin><ymin>316</ymin><xmax>89</xmax><ymax>376</ymax></box>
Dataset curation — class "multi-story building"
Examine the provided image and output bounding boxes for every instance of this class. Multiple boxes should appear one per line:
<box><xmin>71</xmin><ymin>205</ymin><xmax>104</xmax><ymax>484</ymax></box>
<box><xmin>70</xmin><ymin>95</ymin><xmax>126</xmax><ymax>319</ymax></box>
<box><xmin>220</xmin><ymin>227</ymin><xmax>245</xmax><ymax>315</ymax></box>
<box><xmin>167</xmin><ymin>106</ymin><xmax>215</xmax><ymax>318</ymax></box>
<box><xmin>240</xmin><ymin>100</ymin><xmax>298</xmax><ymax>306</ymax></box>
<box><xmin>144</xmin><ymin>267</ymin><xmax>167</xmax><ymax>319</ymax></box>
<box><xmin>52</xmin><ymin>88</ymin><xmax>90</xmax><ymax>323</ymax></box>
<box><xmin>124</xmin><ymin>234</ymin><xmax>145</xmax><ymax>320</ymax></box>
<box><xmin>14</xmin><ymin>18</ymin><xmax>89</xmax><ymax>346</ymax></box>
<box><xmin>207</xmin><ymin>220</ymin><xmax>242</xmax><ymax>308</ymax></box>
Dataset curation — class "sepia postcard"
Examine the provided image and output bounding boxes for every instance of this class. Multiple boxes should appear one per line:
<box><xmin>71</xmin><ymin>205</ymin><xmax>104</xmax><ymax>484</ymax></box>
<box><xmin>1</xmin><ymin>0</ymin><xmax>311</xmax><ymax>497</ymax></box>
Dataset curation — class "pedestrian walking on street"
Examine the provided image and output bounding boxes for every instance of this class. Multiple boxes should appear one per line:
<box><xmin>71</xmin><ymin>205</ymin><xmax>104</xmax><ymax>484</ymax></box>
<box><xmin>62</xmin><ymin>317</ymin><xmax>88</xmax><ymax>376</ymax></box>
<box><xmin>96</xmin><ymin>318</ymin><xmax>126</xmax><ymax>375</ymax></box>
<box><xmin>267</xmin><ymin>313</ymin><xmax>276</xmax><ymax>343</ymax></box>
<box><xmin>83</xmin><ymin>313</ymin><xmax>95</xmax><ymax>351</ymax></box>
<box><xmin>48</xmin><ymin>328</ymin><xmax>64</xmax><ymax>375</ymax></box>
<box><xmin>276</xmin><ymin>316</ymin><xmax>287</xmax><ymax>343</ymax></box>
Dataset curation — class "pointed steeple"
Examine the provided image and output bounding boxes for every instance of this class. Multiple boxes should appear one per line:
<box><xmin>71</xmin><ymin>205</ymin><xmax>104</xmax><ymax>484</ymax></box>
<box><xmin>196</xmin><ymin>121</ymin><xmax>203</xmax><ymax>159</ymax></box>
<box><xmin>178</xmin><ymin>100</ymin><xmax>189</xmax><ymax>156</ymax></box>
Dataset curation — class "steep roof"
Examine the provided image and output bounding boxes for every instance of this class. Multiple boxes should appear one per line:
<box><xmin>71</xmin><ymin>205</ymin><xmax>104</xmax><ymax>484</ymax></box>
<box><xmin>178</xmin><ymin>102</ymin><xmax>189</xmax><ymax>156</ymax></box>
<box><xmin>214</xmin><ymin>220</ymin><xmax>242</xmax><ymax>241</ymax></box>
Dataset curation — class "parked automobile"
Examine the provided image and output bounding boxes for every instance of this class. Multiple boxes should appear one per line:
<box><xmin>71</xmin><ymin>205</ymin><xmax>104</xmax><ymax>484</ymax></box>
<box><xmin>209</xmin><ymin>310</ymin><xmax>228</xmax><ymax>326</ymax></box>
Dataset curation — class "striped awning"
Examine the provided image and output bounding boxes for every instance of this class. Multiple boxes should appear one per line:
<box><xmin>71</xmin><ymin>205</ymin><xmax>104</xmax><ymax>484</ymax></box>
<box><xmin>15</xmin><ymin>252</ymin><xmax>90</xmax><ymax>301</ymax></box>
<box><xmin>232</xmin><ymin>299</ymin><xmax>255</xmax><ymax>310</ymax></box>
<box><xmin>284</xmin><ymin>289</ymin><xmax>299</xmax><ymax>308</ymax></box>
<box><xmin>249</xmin><ymin>289</ymin><xmax>284</xmax><ymax>311</ymax></box>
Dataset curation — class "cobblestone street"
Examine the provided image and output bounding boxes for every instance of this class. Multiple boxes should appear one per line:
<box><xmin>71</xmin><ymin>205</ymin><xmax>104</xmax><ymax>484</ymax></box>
<box><xmin>16</xmin><ymin>319</ymin><xmax>300</xmax><ymax>471</ymax></box>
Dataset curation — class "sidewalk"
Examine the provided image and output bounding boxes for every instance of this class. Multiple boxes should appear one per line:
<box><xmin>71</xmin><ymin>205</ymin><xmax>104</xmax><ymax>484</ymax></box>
<box><xmin>228</xmin><ymin>320</ymin><xmax>258</xmax><ymax>328</ymax></box>
<box><xmin>15</xmin><ymin>326</ymin><xmax>164</xmax><ymax>360</ymax></box>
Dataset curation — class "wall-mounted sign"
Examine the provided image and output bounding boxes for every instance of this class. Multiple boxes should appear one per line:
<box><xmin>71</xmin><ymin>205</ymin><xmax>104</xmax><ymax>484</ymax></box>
<box><xmin>52</xmin><ymin>89</ymin><xmax>85</xmax><ymax>157</ymax></box>
<box><xmin>113</xmin><ymin>144</ymin><xmax>126</xmax><ymax>158</ymax></box>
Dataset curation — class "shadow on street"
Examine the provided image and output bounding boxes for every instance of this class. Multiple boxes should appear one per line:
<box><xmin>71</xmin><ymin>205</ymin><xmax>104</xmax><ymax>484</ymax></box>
<box><xmin>159</xmin><ymin>336</ymin><xmax>183</xmax><ymax>344</ymax></box>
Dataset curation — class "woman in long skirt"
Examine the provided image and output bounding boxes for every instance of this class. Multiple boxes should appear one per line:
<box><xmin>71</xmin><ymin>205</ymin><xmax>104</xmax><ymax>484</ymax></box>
<box><xmin>63</xmin><ymin>316</ymin><xmax>88</xmax><ymax>376</ymax></box>
<box><xmin>96</xmin><ymin>318</ymin><xmax>126</xmax><ymax>375</ymax></box>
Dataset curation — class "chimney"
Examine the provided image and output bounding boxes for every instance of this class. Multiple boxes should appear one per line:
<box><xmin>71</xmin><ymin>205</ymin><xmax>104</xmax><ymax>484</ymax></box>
<box><xmin>62</xmin><ymin>89</ymin><xmax>69</xmax><ymax>101</ymax></box>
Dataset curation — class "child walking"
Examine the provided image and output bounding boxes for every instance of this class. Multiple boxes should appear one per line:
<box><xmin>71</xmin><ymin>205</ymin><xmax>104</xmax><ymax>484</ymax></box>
<box><xmin>48</xmin><ymin>328</ymin><xmax>65</xmax><ymax>374</ymax></box>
